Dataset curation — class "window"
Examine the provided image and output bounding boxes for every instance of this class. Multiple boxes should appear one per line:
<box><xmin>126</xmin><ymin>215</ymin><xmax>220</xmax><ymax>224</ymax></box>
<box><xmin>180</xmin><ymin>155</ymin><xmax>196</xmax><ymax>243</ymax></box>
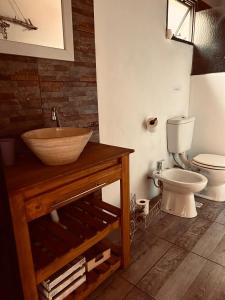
<box><xmin>167</xmin><ymin>0</ymin><xmax>196</xmax><ymax>44</ymax></box>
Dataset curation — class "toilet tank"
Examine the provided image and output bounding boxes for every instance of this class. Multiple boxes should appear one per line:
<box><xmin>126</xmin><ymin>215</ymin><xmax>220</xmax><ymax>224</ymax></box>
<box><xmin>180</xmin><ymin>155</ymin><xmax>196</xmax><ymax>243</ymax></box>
<box><xmin>167</xmin><ymin>116</ymin><xmax>195</xmax><ymax>154</ymax></box>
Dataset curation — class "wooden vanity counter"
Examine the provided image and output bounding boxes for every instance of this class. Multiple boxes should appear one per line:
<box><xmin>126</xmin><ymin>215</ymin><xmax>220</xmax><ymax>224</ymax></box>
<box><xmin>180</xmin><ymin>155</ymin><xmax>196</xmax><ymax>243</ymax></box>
<box><xmin>5</xmin><ymin>142</ymin><xmax>134</xmax><ymax>300</ymax></box>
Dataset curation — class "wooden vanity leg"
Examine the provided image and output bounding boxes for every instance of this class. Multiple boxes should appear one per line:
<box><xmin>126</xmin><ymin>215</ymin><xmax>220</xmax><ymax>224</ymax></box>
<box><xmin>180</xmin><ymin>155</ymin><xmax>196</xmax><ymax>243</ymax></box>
<box><xmin>10</xmin><ymin>195</ymin><xmax>38</xmax><ymax>300</ymax></box>
<box><xmin>120</xmin><ymin>155</ymin><xmax>130</xmax><ymax>268</ymax></box>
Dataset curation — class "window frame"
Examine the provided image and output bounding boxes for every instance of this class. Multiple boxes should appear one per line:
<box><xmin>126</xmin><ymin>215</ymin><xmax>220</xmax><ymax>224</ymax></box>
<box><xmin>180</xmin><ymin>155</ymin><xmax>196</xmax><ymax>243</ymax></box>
<box><xmin>166</xmin><ymin>0</ymin><xmax>197</xmax><ymax>45</ymax></box>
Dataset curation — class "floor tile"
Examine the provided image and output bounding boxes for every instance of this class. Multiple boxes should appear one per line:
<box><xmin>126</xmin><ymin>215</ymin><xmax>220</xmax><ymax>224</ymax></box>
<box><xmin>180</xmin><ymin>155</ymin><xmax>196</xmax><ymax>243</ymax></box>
<box><xmin>148</xmin><ymin>212</ymin><xmax>194</xmax><ymax>244</ymax></box>
<box><xmin>197</xmin><ymin>199</ymin><xmax>225</xmax><ymax>221</ymax></box>
<box><xmin>215</xmin><ymin>208</ymin><xmax>225</xmax><ymax>225</ymax></box>
<box><xmin>87</xmin><ymin>274</ymin><xmax>134</xmax><ymax>300</ymax></box>
<box><xmin>209</xmin><ymin>235</ymin><xmax>225</xmax><ymax>267</ymax></box>
<box><xmin>182</xmin><ymin>260</ymin><xmax>225</xmax><ymax>300</ymax></box>
<box><xmin>155</xmin><ymin>253</ymin><xmax>207</xmax><ymax>300</ymax></box>
<box><xmin>121</xmin><ymin>237</ymin><xmax>171</xmax><ymax>285</ymax></box>
<box><xmin>196</xmin><ymin>197</ymin><xmax>225</xmax><ymax>208</ymax></box>
<box><xmin>131</xmin><ymin>230</ymin><xmax>159</xmax><ymax>261</ymax></box>
<box><xmin>175</xmin><ymin>217</ymin><xmax>212</xmax><ymax>251</ymax></box>
<box><xmin>137</xmin><ymin>245</ymin><xmax>188</xmax><ymax>298</ymax></box>
<box><xmin>192</xmin><ymin>222</ymin><xmax>225</xmax><ymax>258</ymax></box>
<box><xmin>124</xmin><ymin>287</ymin><xmax>153</xmax><ymax>300</ymax></box>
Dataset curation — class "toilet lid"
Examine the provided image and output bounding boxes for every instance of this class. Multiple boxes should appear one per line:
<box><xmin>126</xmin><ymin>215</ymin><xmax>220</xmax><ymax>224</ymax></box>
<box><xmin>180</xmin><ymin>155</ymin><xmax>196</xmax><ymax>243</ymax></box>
<box><xmin>192</xmin><ymin>154</ymin><xmax>225</xmax><ymax>169</ymax></box>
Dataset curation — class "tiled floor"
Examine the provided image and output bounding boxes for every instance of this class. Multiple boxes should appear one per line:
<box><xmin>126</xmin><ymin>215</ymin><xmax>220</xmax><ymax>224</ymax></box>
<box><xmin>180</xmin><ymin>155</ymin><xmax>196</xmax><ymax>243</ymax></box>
<box><xmin>88</xmin><ymin>197</ymin><xmax>225</xmax><ymax>300</ymax></box>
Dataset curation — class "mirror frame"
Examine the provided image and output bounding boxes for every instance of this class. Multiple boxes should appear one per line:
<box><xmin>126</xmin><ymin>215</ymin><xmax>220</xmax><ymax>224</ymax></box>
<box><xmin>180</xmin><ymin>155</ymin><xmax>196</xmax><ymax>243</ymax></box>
<box><xmin>0</xmin><ymin>0</ymin><xmax>74</xmax><ymax>61</ymax></box>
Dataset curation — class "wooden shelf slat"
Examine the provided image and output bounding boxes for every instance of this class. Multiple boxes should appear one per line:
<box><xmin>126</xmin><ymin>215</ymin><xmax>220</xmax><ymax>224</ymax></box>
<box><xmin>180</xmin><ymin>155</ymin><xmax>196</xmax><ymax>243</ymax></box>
<box><xmin>63</xmin><ymin>205</ymin><xmax>106</xmax><ymax>231</ymax></box>
<box><xmin>31</xmin><ymin>243</ymin><xmax>54</xmax><ymax>271</ymax></box>
<box><xmin>31</xmin><ymin>224</ymin><xmax>71</xmax><ymax>255</ymax></box>
<box><xmin>91</xmin><ymin>198</ymin><xmax>121</xmax><ymax>217</ymax></box>
<box><xmin>75</xmin><ymin>200</ymin><xmax>117</xmax><ymax>224</ymax></box>
<box><xmin>60</xmin><ymin>212</ymin><xmax>96</xmax><ymax>239</ymax></box>
<box><xmin>39</xmin><ymin>218</ymin><xmax>82</xmax><ymax>249</ymax></box>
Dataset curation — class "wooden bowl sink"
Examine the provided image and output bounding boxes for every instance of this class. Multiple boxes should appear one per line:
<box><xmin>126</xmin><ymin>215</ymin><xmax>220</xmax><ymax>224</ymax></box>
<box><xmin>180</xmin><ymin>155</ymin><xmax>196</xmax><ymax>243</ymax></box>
<box><xmin>21</xmin><ymin>127</ymin><xmax>93</xmax><ymax>166</ymax></box>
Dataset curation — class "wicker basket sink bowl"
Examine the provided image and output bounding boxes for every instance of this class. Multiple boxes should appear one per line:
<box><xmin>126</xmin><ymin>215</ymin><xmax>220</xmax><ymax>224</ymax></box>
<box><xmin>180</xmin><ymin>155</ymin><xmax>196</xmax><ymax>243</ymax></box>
<box><xmin>21</xmin><ymin>127</ymin><xmax>93</xmax><ymax>166</ymax></box>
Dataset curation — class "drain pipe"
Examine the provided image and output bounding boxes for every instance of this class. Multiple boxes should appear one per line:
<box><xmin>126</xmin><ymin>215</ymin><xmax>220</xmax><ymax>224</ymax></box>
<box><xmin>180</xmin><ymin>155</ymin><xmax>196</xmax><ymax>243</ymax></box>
<box><xmin>172</xmin><ymin>153</ymin><xmax>184</xmax><ymax>169</ymax></box>
<box><xmin>178</xmin><ymin>152</ymin><xmax>192</xmax><ymax>169</ymax></box>
<box><xmin>148</xmin><ymin>171</ymin><xmax>163</xmax><ymax>192</ymax></box>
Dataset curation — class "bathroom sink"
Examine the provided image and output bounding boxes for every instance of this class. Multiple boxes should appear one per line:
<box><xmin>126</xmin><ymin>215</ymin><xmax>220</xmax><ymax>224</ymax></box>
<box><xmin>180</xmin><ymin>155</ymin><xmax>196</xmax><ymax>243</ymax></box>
<box><xmin>21</xmin><ymin>127</ymin><xmax>93</xmax><ymax>166</ymax></box>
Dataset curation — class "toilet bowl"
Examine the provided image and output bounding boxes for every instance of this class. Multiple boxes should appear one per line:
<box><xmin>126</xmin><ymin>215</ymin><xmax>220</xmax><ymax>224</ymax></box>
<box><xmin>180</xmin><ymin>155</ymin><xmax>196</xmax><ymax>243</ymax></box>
<box><xmin>156</xmin><ymin>168</ymin><xmax>207</xmax><ymax>218</ymax></box>
<box><xmin>192</xmin><ymin>154</ymin><xmax>225</xmax><ymax>202</ymax></box>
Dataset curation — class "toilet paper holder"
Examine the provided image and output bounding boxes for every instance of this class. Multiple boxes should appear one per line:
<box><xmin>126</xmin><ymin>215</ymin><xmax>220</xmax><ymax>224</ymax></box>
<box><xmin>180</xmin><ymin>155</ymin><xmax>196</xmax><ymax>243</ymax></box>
<box><xmin>145</xmin><ymin>117</ymin><xmax>158</xmax><ymax>131</ymax></box>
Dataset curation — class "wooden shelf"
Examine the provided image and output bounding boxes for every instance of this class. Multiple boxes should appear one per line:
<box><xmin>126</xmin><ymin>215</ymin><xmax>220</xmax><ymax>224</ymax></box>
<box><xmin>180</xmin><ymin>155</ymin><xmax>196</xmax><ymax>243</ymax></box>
<box><xmin>30</xmin><ymin>198</ymin><xmax>121</xmax><ymax>284</ymax></box>
<box><xmin>6</xmin><ymin>143</ymin><xmax>133</xmax><ymax>300</ymax></box>
<box><xmin>66</xmin><ymin>252</ymin><xmax>121</xmax><ymax>300</ymax></box>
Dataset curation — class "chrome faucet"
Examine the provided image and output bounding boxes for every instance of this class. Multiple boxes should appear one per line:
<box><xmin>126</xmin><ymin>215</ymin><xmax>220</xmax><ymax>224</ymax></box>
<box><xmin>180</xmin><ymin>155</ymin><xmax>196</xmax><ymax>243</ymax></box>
<box><xmin>156</xmin><ymin>159</ymin><xmax>164</xmax><ymax>173</ymax></box>
<box><xmin>51</xmin><ymin>107</ymin><xmax>61</xmax><ymax>127</ymax></box>
<box><xmin>50</xmin><ymin>107</ymin><xmax>62</xmax><ymax>226</ymax></box>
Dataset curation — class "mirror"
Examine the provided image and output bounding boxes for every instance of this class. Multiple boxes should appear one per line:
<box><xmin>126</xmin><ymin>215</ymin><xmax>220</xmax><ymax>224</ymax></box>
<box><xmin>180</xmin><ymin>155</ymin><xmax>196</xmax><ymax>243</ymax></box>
<box><xmin>0</xmin><ymin>0</ymin><xmax>74</xmax><ymax>61</ymax></box>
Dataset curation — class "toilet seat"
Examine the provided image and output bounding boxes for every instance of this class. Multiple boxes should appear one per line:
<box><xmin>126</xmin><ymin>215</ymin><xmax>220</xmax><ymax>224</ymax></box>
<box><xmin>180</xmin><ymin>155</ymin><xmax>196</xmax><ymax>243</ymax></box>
<box><xmin>192</xmin><ymin>161</ymin><xmax>225</xmax><ymax>171</ymax></box>
<box><xmin>192</xmin><ymin>154</ymin><xmax>225</xmax><ymax>170</ymax></box>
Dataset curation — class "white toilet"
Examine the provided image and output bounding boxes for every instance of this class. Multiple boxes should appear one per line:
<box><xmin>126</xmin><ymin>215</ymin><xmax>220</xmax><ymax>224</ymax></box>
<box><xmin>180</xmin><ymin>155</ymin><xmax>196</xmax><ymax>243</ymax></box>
<box><xmin>156</xmin><ymin>168</ymin><xmax>207</xmax><ymax>218</ymax></box>
<box><xmin>167</xmin><ymin>116</ymin><xmax>225</xmax><ymax>202</ymax></box>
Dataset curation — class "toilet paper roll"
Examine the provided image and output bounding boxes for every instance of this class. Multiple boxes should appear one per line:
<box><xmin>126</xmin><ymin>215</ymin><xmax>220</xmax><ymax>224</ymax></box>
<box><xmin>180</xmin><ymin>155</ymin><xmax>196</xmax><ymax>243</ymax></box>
<box><xmin>136</xmin><ymin>199</ymin><xmax>150</xmax><ymax>216</ymax></box>
<box><xmin>166</xmin><ymin>29</ymin><xmax>173</xmax><ymax>39</ymax></box>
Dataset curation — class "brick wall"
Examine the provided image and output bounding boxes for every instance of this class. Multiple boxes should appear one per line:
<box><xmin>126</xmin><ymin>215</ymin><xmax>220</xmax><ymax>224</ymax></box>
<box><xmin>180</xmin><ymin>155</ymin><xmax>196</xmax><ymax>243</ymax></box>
<box><xmin>0</xmin><ymin>0</ymin><xmax>99</xmax><ymax>152</ymax></box>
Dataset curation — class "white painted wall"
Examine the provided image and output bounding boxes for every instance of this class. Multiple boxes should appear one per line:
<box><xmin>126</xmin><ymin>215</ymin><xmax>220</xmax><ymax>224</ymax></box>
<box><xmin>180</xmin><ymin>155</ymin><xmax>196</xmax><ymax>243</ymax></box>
<box><xmin>94</xmin><ymin>0</ymin><xmax>193</xmax><ymax>205</ymax></box>
<box><xmin>189</xmin><ymin>73</ymin><xmax>225</xmax><ymax>157</ymax></box>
